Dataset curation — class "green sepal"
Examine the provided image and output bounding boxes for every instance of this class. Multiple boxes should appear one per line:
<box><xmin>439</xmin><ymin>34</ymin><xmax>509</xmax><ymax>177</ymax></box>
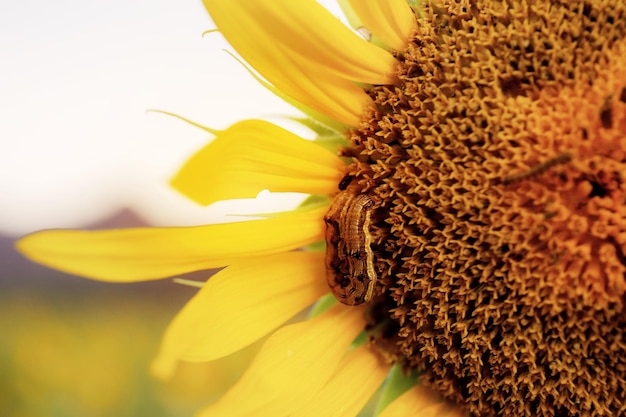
<box><xmin>374</xmin><ymin>364</ymin><xmax>419</xmax><ymax>415</ymax></box>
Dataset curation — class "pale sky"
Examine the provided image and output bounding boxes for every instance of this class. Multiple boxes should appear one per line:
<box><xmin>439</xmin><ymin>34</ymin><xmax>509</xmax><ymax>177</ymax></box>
<box><xmin>1</xmin><ymin>1</ymin><xmax>349</xmax><ymax>235</ymax></box>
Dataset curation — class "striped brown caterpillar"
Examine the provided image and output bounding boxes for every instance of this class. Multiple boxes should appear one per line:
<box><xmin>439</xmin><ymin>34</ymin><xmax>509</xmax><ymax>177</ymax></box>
<box><xmin>324</xmin><ymin>192</ymin><xmax>377</xmax><ymax>306</ymax></box>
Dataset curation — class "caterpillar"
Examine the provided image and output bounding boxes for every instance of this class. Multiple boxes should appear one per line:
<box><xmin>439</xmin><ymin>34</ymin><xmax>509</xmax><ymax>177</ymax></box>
<box><xmin>324</xmin><ymin>193</ymin><xmax>377</xmax><ymax>306</ymax></box>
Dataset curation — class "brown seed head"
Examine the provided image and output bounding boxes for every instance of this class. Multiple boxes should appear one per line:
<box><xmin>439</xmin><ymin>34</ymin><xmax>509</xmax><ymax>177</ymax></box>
<box><xmin>342</xmin><ymin>1</ymin><xmax>626</xmax><ymax>415</ymax></box>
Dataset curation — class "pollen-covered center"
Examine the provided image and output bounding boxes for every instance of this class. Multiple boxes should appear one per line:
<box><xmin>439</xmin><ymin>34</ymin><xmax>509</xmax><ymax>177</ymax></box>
<box><xmin>342</xmin><ymin>1</ymin><xmax>626</xmax><ymax>416</ymax></box>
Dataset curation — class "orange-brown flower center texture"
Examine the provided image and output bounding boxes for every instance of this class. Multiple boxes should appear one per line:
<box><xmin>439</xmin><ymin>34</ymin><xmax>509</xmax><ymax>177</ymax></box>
<box><xmin>340</xmin><ymin>1</ymin><xmax>626</xmax><ymax>416</ymax></box>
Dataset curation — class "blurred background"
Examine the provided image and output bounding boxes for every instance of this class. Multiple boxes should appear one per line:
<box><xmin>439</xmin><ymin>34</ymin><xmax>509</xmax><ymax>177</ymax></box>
<box><xmin>0</xmin><ymin>0</ymin><xmax>349</xmax><ymax>415</ymax></box>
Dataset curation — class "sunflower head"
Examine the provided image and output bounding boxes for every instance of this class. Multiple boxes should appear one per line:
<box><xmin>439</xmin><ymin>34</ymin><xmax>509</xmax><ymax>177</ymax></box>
<box><xmin>339</xmin><ymin>1</ymin><xmax>626</xmax><ymax>415</ymax></box>
<box><xmin>15</xmin><ymin>0</ymin><xmax>626</xmax><ymax>416</ymax></box>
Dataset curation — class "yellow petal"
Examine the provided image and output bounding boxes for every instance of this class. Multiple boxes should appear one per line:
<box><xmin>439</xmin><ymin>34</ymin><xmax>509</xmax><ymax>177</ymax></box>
<box><xmin>377</xmin><ymin>384</ymin><xmax>465</xmax><ymax>417</ymax></box>
<box><xmin>171</xmin><ymin>120</ymin><xmax>346</xmax><ymax>205</ymax></box>
<box><xmin>291</xmin><ymin>345</ymin><xmax>389</xmax><ymax>417</ymax></box>
<box><xmin>150</xmin><ymin>252</ymin><xmax>329</xmax><ymax>379</ymax></box>
<box><xmin>203</xmin><ymin>0</ymin><xmax>397</xmax><ymax>125</ymax></box>
<box><xmin>227</xmin><ymin>53</ymin><xmax>348</xmax><ymax>132</ymax></box>
<box><xmin>16</xmin><ymin>207</ymin><xmax>326</xmax><ymax>282</ymax></box>
<box><xmin>347</xmin><ymin>0</ymin><xmax>418</xmax><ymax>51</ymax></box>
<box><xmin>205</xmin><ymin>0</ymin><xmax>396</xmax><ymax>83</ymax></box>
<box><xmin>196</xmin><ymin>305</ymin><xmax>365</xmax><ymax>417</ymax></box>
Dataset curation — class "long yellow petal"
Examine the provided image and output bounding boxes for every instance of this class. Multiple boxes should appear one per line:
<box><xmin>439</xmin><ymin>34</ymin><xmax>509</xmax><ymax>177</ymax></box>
<box><xmin>171</xmin><ymin>120</ymin><xmax>346</xmax><ymax>205</ymax></box>
<box><xmin>16</xmin><ymin>207</ymin><xmax>326</xmax><ymax>282</ymax></box>
<box><xmin>377</xmin><ymin>384</ymin><xmax>466</xmax><ymax>417</ymax></box>
<box><xmin>347</xmin><ymin>0</ymin><xmax>417</xmax><ymax>51</ymax></box>
<box><xmin>196</xmin><ymin>305</ymin><xmax>365</xmax><ymax>417</ymax></box>
<box><xmin>205</xmin><ymin>0</ymin><xmax>396</xmax><ymax>83</ymax></box>
<box><xmin>237</xmin><ymin>34</ymin><xmax>372</xmax><ymax>126</ymax></box>
<box><xmin>291</xmin><ymin>345</ymin><xmax>389</xmax><ymax>417</ymax></box>
<box><xmin>203</xmin><ymin>0</ymin><xmax>397</xmax><ymax>125</ymax></box>
<box><xmin>151</xmin><ymin>252</ymin><xmax>329</xmax><ymax>379</ymax></box>
<box><xmin>347</xmin><ymin>0</ymin><xmax>418</xmax><ymax>51</ymax></box>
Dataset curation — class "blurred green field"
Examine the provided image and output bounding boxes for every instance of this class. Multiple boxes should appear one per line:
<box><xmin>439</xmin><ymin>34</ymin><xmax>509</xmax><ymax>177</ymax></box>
<box><xmin>0</xmin><ymin>289</ymin><xmax>258</xmax><ymax>417</ymax></box>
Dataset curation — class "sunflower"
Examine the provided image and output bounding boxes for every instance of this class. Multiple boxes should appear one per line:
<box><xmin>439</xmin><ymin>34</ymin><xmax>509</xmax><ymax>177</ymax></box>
<box><xmin>16</xmin><ymin>0</ymin><xmax>626</xmax><ymax>416</ymax></box>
